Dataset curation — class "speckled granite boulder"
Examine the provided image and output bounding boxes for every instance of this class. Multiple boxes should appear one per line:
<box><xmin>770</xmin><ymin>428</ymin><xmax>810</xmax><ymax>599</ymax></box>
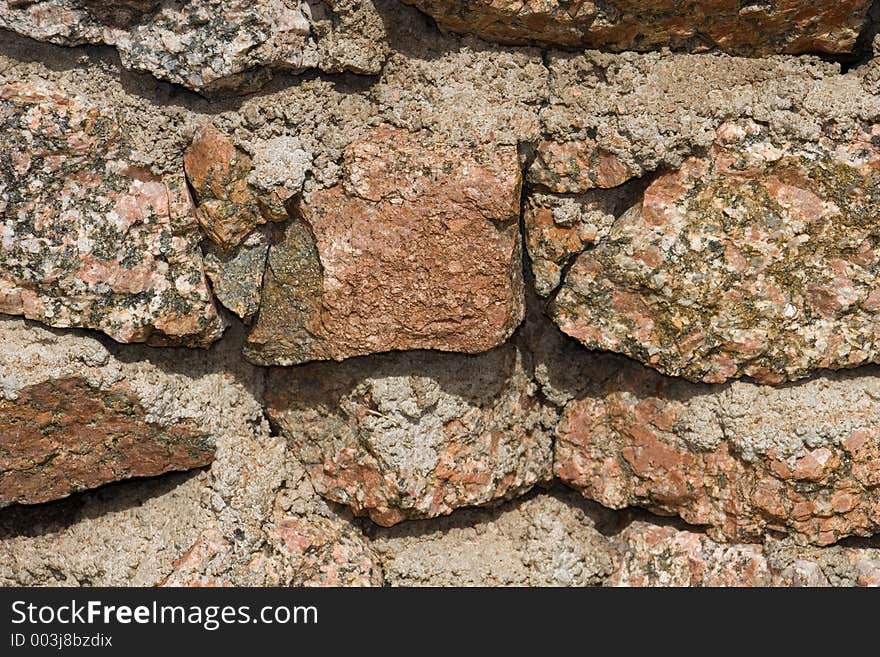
<box><xmin>0</xmin><ymin>0</ymin><xmax>388</xmax><ymax>92</ymax></box>
<box><xmin>0</xmin><ymin>80</ymin><xmax>223</xmax><ymax>346</ymax></box>
<box><xmin>552</xmin><ymin>120</ymin><xmax>880</xmax><ymax>384</ymax></box>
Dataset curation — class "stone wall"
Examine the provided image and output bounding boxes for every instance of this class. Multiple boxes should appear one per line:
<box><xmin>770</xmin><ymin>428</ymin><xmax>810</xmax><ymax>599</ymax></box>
<box><xmin>2</xmin><ymin>0</ymin><xmax>880</xmax><ymax>586</ymax></box>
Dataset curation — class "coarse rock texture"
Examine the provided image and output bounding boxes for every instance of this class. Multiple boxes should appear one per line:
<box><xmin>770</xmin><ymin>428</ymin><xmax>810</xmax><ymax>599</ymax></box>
<box><xmin>184</xmin><ymin>126</ymin><xmax>309</xmax><ymax>249</ymax></box>
<box><xmin>764</xmin><ymin>536</ymin><xmax>880</xmax><ymax>587</ymax></box>
<box><xmin>527</xmin><ymin>138</ymin><xmax>638</xmax><ymax>193</ymax></box>
<box><xmin>245</xmin><ymin>125</ymin><xmax>525</xmax><ymax>365</ymax></box>
<box><xmin>203</xmin><ymin>230</ymin><xmax>269</xmax><ymax>320</ymax></box>
<box><xmin>552</xmin><ymin>120</ymin><xmax>880</xmax><ymax>384</ymax></box>
<box><xmin>0</xmin><ymin>0</ymin><xmax>389</xmax><ymax>93</ymax></box>
<box><xmin>542</xmin><ymin>335</ymin><xmax>880</xmax><ymax>546</ymax></box>
<box><xmin>4</xmin><ymin>3</ymin><xmax>880</xmax><ymax>588</ymax></box>
<box><xmin>608</xmin><ymin>518</ymin><xmax>880</xmax><ymax>587</ymax></box>
<box><xmin>608</xmin><ymin>519</ymin><xmax>772</xmax><ymax>586</ymax></box>
<box><xmin>184</xmin><ymin>127</ymin><xmax>274</xmax><ymax>249</ymax></box>
<box><xmin>0</xmin><ymin>375</ymin><xmax>214</xmax><ymax>508</ymax></box>
<box><xmin>0</xmin><ymin>321</ymin><xmax>383</xmax><ymax>586</ymax></box>
<box><xmin>265</xmin><ymin>339</ymin><xmax>555</xmax><ymax>526</ymax></box>
<box><xmin>524</xmin><ymin>187</ymin><xmax>641</xmax><ymax>297</ymax></box>
<box><xmin>368</xmin><ymin>489</ymin><xmax>615</xmax><ymax>586</ymax></box>
<box><xmin>527</xmin><ymin>50</ymin><xmax>880</xmax><ymax>307</ymax></box>
<box><xmin>0</xmin><ymin>316</ymin><xmax>220</xmax><ymax>506</ymax></box>
<box><xmin>401</xmin><ymin>0</ymin><xmax>873</xmax><ymax>55</ymax></box>
<box><xmin>0</xmin><ymin>79</ymin><xmax>223</xmax><ymax>347</ymax></box>
<box><xmin>539</xmin><ymin>52</ymin><xmax>880</xmax><ymax>184</ymax></box>
<box><xmin>0</xmin><ymin>472</ymin><xmax>209</xmax><ymax>586</ymax></box>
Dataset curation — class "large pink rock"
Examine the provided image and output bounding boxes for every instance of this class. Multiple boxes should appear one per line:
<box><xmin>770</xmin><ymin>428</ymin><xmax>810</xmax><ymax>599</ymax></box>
<box><xmin>553</xmin><ymin>356</ymin><xmax>880</xmax><ymax>546</ymax></box>
<box><xmin>0</xmin><ymin>81</ymin><xmax>223</xmax><ymax>347</ymax></box>
<box><xmin>0</xmin><ymin>376</ymin><xmax>214</xmax><ymax>508</ymax></box>
<box><xmin>0</xmin><ymin>318</ymin><xmax>222</xmax><ymax>508</ymax></box>
<box><xmin>245</xmin><ymin>125</ymin><xmax>524</xmax><ymax>365</ymax></box>
<box><xmin>552</xmin><ymin>120</ymin><xmax>880</xmax><ymax>384</ymax></box>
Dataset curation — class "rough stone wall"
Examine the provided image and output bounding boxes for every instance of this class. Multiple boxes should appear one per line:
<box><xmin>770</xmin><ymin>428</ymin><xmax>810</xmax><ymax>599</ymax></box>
<box><xmin>2</xmin><ymin>1</ymin><xmax>880</xmax><ymax>586</ymax></box>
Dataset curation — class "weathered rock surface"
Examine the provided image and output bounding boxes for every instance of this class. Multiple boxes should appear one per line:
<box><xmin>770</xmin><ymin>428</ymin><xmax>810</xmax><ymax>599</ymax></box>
<box><xmin>402</xmin><ymin>0</ymin><xmax>873</xmax><ymax>55</ymax></box>
<box><xmin>265</xmin><ymin>341</ymin><xmax>555</xmax><ymax>526</ymax></box>
<box><xmin>0</xmin><ymin>80</ymin><xmax>223</xmax><ymax>346</ymax></box>
<box><xmin>246</xmin><ymin>125</ymin><xmax>524</xmax><ymax>365</ymax></box>
<box><xmin>161</xmin><ymin>504</ymin><xmax>382</xmax><ymax>586</ymax></box>
<box><xmin>552</xmin><ymin>120</ymin><xmax>880</xmax><ymax>384</ymax></box>
<box><xmin>0</xmin><ymin>317</ymin><xmax>219</xmax><ymax>506</ymax></box>
<box><xmin>540</xmin><ymin>53</ymin><xmax>879</xmax><ymax>184</ymax></box>
<box><xmin>372</xmin><ymin>38</ymin><xmax>546</xmax><ymax>146</ymax></box>
<box><xmin>529</xmin><ymin>52</ymin><xmax>880</xmax><ymax>301</ymax></box>
<box><xmin>609</xmin><ymin>519</ymin><xmax>880</xmax><ymax>586</ymax></box>
<box><xmin>184</xmin><ymin>126</ymin><xmax>270</xmax><ymax>249</ymax></box>
<box><xmin>0</xmin><ymin>322</ymin><xmax>383</xmax><ymax>586</ymax></box>
<box><xmin>524</xmin><ymin>189</ymin><xmax>635</xmax><ymax>297</ymax></box>
<box><xmin>4</xmin><ymin>5</ymin><xmax>880</xmax><ymax>589</ymax></box>
<box><xmin>0</xmin><ymin>0</ymin><xmax>388</xmax><ymax>92</ymax></box>
<box><xmin>203</xmin><ymin>230</ymin><xmax>269</xmax><ymax>320</ymax></box>
<box><xmin>0</xmin><ymin>375</ymin><xmax>213</xmax><ymax>508</ymax></box>
<box><xmin>548</xmin><ymin>347</ymin><xmax>880</xmax><ymax>546</ymax></box>
<box><xmin>369</xmin><ymin>490</ymin><xmax>614</xmax><ymax>586</ymax></box>
<box><xmin>527</xmin><ymin>139</ymin><xmax>637</xmax><ymax>194</ymax></box>
<box><xmin>0</xmin><ymin>472</ymin><xmax>210</xmax><ymax>586</ymax></box>
<box><xmin>764</xmin><ymin>537</ymin><xmax>880</xmax><ymax>587</ymax></box>
<box><xmin>184</xmin><ymin>127</ymin><xmax>309</xmax><ymax>249</ymax></box>
<box><xmin>608</xmin><ymin>520</ymin><xmax>772</xmax><ymax>586</ymax></box>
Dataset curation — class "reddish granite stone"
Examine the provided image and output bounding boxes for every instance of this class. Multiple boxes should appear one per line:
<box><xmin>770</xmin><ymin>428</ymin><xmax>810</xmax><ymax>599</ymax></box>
<box><xmin>245</xmin><ymin>125</ymin><xmax>524</xmax><ymax>365</ymax></box>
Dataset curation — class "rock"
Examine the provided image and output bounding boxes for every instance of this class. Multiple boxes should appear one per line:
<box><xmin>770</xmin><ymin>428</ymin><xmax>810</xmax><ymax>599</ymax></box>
<box><xmin>245</xmin><ymin>125</ymin><xmax>524</xmax><ymax>365</ymax></box>
<box><xmin>162</xmin><ymin>510</ymin><xmax>383</xmax><ymax>587</ymax></box>
<box><xmin>0</xmin><ymin>317</ymin><xmax>238</xmax><ymax>507</ymax></box>
<box><xmin>0</xmin><ymin>471</ymin><xmax>210</xmax><ymax>586</ymax></box>
<box><xmin>608</xmin><ymin>519</ymin><xmax>880</xmax><ymax>587</ymax></box>
<box><xmin>157</xmin><ymin>529</ymin><xmax>234</xmax><ymax>587</ymax></box>
<box><xmin>0</xmin><ymin>375</ymin><xmax>214</xmax><ymax>508</ymax></box>
<box><xmin>203</xmin><ymin>230</ymin><xmax>269</xmax><ymax>320</ymax></box>
<box><xmin>551</xmin><ymin>120</ymin><xmax>880</xmax><ymax>384</ymax></box>
<box><xmin>527</xmin><ymin>139</ymin><xmax>637</xmax><ymax>193</ymax></box>
<box><xmin>551</xmin><ymin>351</ymin><xmax>880</xmax><ymax>546</ymax></box>
<box><xmin>401</xmin><ymin>0</ymin><xmax>873</xmax><ymax>55</ymax></box>
<box><xmin>0</xmin><ymin>0</ymin><xmax>388</xmax><ymax>93</ymax></box>
<box><xmin>608</xmin><ymin>520</ymin><xmax>772</xmax><ymax>587</ymax></box>
<box><xmin>0</xmin><ymin>320</ymin><xmax>383</xmax><ymax>586</ymax></box>
<box><xmin>265</xmin><ymin>342</ymin><xmax>555</xmax><ymax>526</ymax></box>
<box><xmin>0</xmin><ymin>80</ymin><xmax>223</xmax><ymax>347</ymax></box>
<box><xmin>184</xmin><ymin>126</ymin><xmax>266</xmax><ymax>249</ymax></box>
<box><xmin>766</xmin><ymin>538</ymin><xmax>880</xmax><ymax>587</ymax></box>
<box><xmin>183</xmin><ymin>126</ymin><xmax>306</xmax><ymax>249</ymax></box>
<box><xmin>369</xmin><ymin>490</ymin><xmax>615</xmax><ymax>586</ymax></box>
<box><xmin>524</xmin><ymin>190</ymin><xmax>633</xmax><ymax>297</ymax></box>
<box><xmin>261</xmin><ymin>513</ymin><xmax>383</xmax><ymax>586</ymax></box>
<box><xmin>158</xmin><ymin>375</ymin><xmax>384</xmax><ymax>587</ymax></box>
